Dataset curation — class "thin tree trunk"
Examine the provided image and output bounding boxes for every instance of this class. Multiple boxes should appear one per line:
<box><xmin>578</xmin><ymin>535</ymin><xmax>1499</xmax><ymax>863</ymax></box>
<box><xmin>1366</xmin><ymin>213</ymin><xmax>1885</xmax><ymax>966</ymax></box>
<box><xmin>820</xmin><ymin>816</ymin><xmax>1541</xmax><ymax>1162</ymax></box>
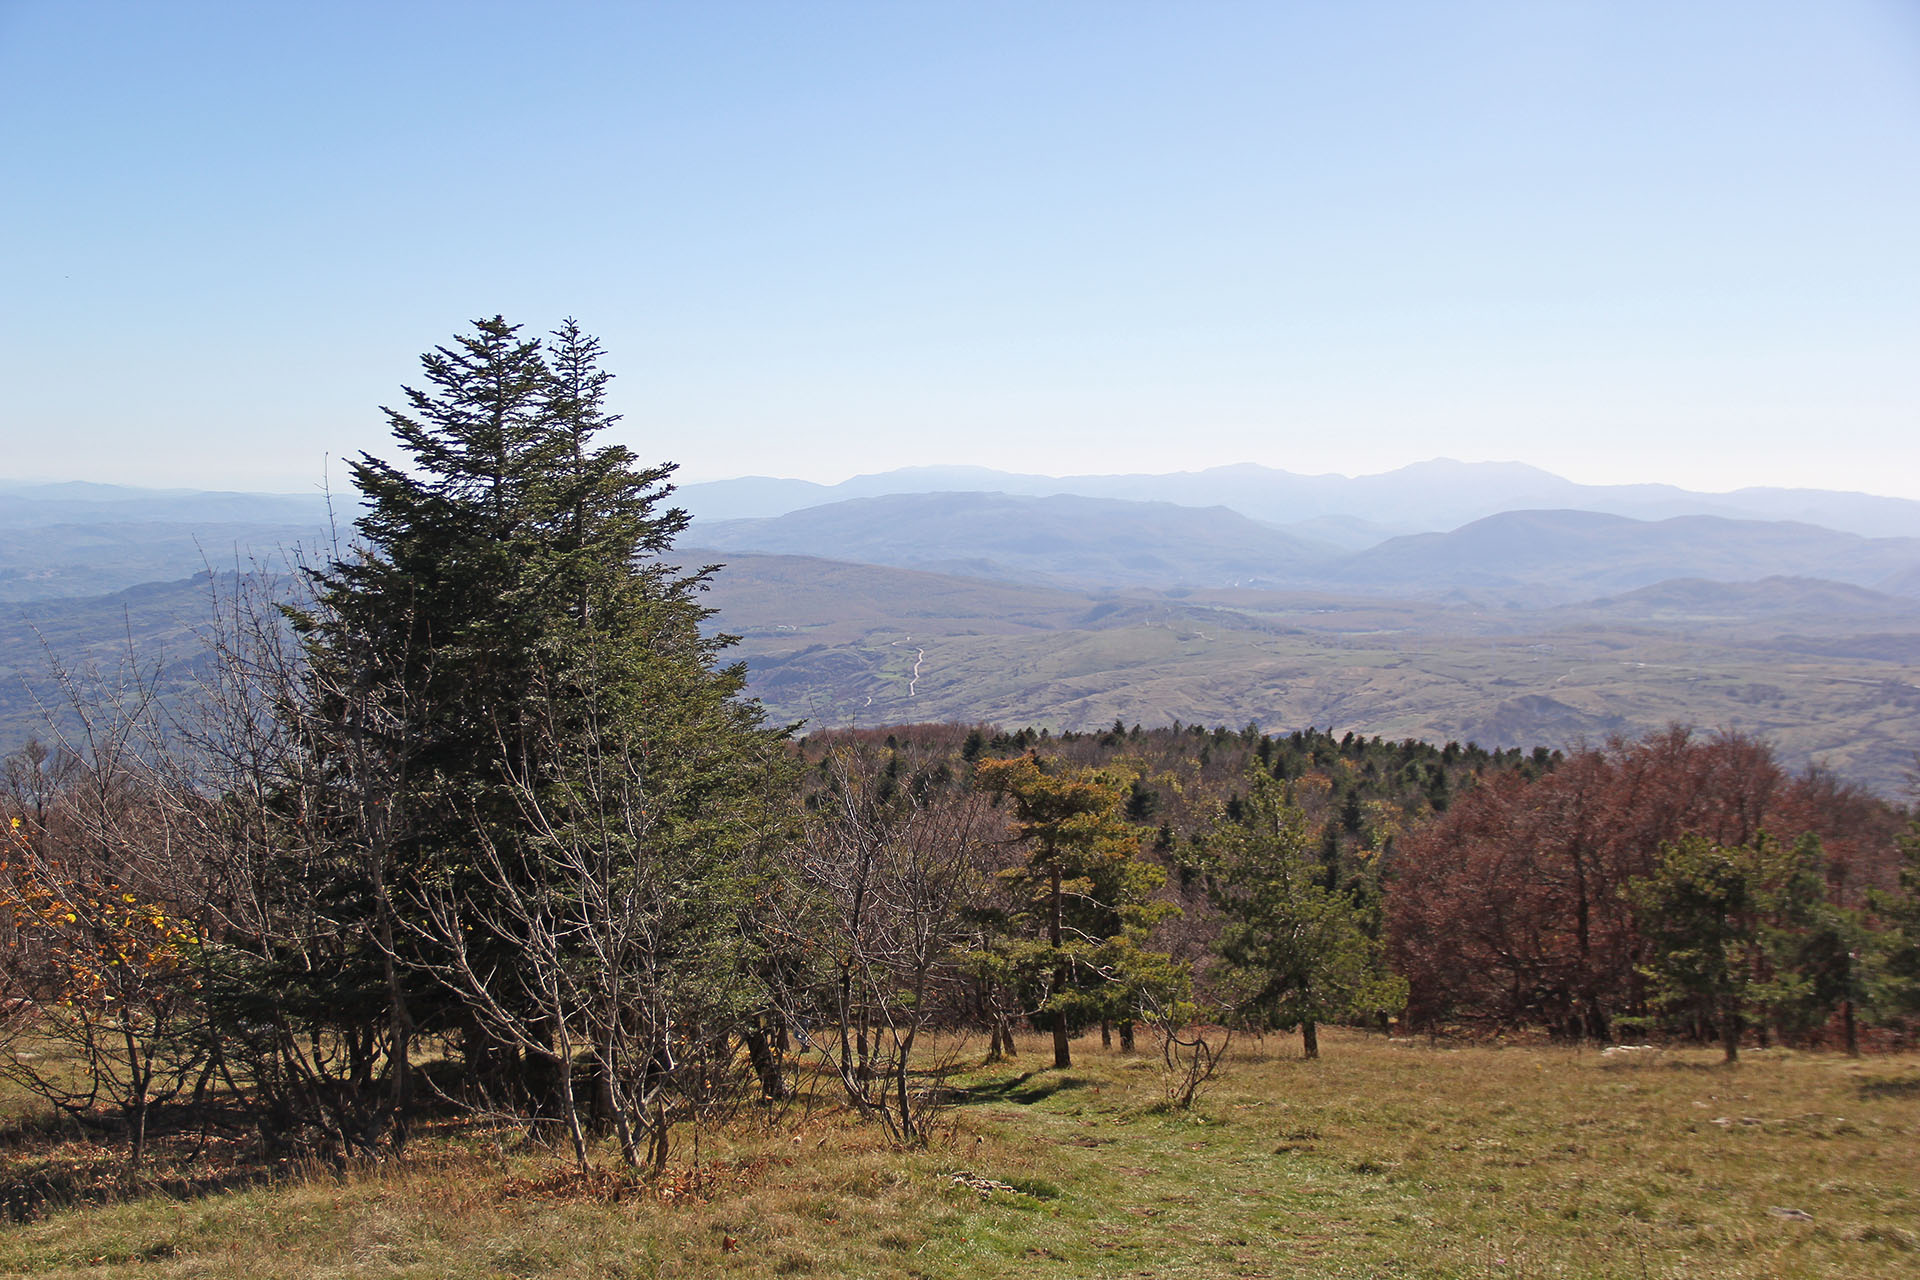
<box><xmin>1050</xmin><ymin>863</ymin><xmax>1071</xmax><ymax>1069</ymax></box>
<box><xmin>366</xmin><ymin>785</ymin><xmax>414</xmax><ymax>1151</ymax></box>
<box><xmin>122</xmin><ymin>1020</ymin><xmax>150</xmax><ymax>1169</ymax></box>
<box><xmin>894</xmin><ymin>1021</ymin><xmax>921</xmax><ymax>1145</ymax></box>
<box><xmin>557</xmin><ymin>1055</ymin><xmax>589</xmax><ymax>1174</ymax></box>
<box><xmin>1301</xmin><ymin>1019</ymin><xmax>1319</xmax><ymax>1060</ymax></box>
<box><xmin>744</xmin><ymin>1022</ymin><xmax>789</xmax><ymax>1101</ymax></box>
<box><xmin>648</xmin><ymin>1096</ymin><xmax>670</xmax><ymax>1174</ymax></box>
<box><xmin>603</xmin><ymin>1043</ymin><xmax>639</xmax><ymax>1168</ymax></box>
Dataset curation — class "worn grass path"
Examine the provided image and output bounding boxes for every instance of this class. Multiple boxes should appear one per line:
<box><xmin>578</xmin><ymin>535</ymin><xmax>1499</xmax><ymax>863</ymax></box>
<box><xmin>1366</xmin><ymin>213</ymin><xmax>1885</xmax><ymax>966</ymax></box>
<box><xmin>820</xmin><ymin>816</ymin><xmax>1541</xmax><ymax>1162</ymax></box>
<box><xmin>1</xmin><ymin>1032</ymin><xmax>1915</xmax><ymax>1278</ymax></box>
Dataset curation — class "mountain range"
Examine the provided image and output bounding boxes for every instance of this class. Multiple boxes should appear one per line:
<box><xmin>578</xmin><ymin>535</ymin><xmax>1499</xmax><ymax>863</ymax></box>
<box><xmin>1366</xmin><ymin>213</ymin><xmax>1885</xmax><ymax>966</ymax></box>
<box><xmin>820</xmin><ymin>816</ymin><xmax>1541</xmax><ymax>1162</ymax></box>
<box><xmin>689</xmin><ymin>492</ymin><xmax>1333</xmax><ymax>589</ymax></box>
<box><xmin>0</xmin><ymin>481</ymin><xmax>338</xmax><ymax>600</ymax></box>
<box><xmin>677</xmin><ymin>460</ymin><xmax>1920</xmax><ymax>541</ymax></box>
<box><xmin>693</xmin><ymin>496</ymin><xmax>1920</xmax><ymax>603</ymax></box>
<box><xmin>4</xmin><ymin>463</ymin><xmax>1918</xmax><ymax>794</ymax></box>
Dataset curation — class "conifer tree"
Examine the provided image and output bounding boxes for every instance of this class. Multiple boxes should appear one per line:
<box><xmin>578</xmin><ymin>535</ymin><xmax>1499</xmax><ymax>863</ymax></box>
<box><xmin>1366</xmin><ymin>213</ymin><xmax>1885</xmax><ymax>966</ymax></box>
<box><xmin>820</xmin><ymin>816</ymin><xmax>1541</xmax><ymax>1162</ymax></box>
<box><xmin>1207</xmin><ymin>774</ymin><xmax>1404</xmax><ymax>1059</ymax></box>
<box><xmin>1627</xmin><ymin>835</ymin><xmax>1765</xmax><ymax>1062</ymax></box>
<box><xmin>294</xmin><ymin>315</ymin><xmax>791</xmax><ymax>1111</ymax></box>
<box><xmin>975</xmin><ymin>752</ymin><xmax>1170</xmax><ymax>1068</ymax></box>
<box><xmin>1874</xmin><ymin>823</ymin><xmax>1920</xmax><ymax>1020</ymax></box>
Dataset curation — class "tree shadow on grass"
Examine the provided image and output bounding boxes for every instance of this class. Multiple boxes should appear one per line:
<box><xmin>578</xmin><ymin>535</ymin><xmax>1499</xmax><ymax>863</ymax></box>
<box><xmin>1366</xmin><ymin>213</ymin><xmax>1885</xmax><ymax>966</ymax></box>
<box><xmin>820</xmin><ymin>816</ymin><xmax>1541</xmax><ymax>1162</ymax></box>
<box><xmin>0</xmin><ymin>1101</ymin><xmax>481</xmax><ymax>1224</ymax></box>
<box><xmin>0</xmin><ymin>1099</ymin><xmax>306</xmax><ymax>1223</ymax></box>
<box><xmin>949</xmin><ymin>1071</ymin><xmax>1093</xmax><ymax>1107</ymax></box>
<box><xmin>0</xmin><ymin>1155</ymin><xmax>282</xmax><ymax>1225</ymax></box>
<box><xmin>1854</xmin><ymin>1076</ymin><xmax>1920</xmax><ymax>1100</ymax></box>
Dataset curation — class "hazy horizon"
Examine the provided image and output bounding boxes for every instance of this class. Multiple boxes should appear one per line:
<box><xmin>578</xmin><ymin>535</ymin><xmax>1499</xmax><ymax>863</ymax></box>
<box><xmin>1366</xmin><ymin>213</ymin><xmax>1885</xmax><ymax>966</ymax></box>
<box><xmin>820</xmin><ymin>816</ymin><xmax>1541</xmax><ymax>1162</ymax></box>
<box><xmin>8</xmin><ymin>453</ymin><xmax>1920</xmax><ymax>508</ymax></box>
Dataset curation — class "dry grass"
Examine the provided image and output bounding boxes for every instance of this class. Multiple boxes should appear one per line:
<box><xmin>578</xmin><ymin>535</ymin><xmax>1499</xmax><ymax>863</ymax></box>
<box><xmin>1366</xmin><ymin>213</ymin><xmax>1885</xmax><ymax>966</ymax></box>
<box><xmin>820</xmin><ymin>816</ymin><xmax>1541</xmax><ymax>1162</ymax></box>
<box><xmin>0</xmin><ymin>1031</ymin><xmax>1915</xmax><ymax>1278</ymax></box>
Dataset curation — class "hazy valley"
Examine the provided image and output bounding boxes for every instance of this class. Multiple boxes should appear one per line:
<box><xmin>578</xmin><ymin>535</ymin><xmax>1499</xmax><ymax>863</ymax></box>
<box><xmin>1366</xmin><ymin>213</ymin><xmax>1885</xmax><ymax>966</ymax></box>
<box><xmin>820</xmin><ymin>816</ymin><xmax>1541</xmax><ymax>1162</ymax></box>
<box><xmin>5</xmin><ymin>462</ymin><xmax>1919</xmax><ymax>794</ymax></box>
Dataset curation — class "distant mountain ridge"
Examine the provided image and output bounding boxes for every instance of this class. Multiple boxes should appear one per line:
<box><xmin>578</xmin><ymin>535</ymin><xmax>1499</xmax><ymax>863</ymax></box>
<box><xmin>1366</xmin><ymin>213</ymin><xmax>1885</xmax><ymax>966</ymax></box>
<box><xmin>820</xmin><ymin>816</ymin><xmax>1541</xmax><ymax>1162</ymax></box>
<box><xmin>693</xmin><ymin>492</ymin><xmax>1335</xmax><ymax>589</ymax></box>
<box><xmin>1336</xmin><ymin>510</ymin><xmax>1920</xmax><ymax>604</ymax></box>
<box><xmin>8</xmin><ymin>470</ymin><xmax>1920</xmax><ymax>607</ymax></box>
<box><xmin>0</xmin><ymin>483</ymin><xmax>355</xmax><ymax>601</ymax></box>
<box><xmin>1560</xmin><ymin>576</ymin><xmax>1920</xmax><ymax>623</ymax></box>
<box><xmin>694</xmin><ymin>495</ymin><xmax>1920</xmax><ymax>603</ymax></box>
<box><xmin>5</xmin><ymin>467</ymin><xmax>1920</xmax><ymax>797</ymax></box>
<box><xmin>678</xmin><ymin>460</ymin><xmax>1920</xmax><ymax>541</ymax></box>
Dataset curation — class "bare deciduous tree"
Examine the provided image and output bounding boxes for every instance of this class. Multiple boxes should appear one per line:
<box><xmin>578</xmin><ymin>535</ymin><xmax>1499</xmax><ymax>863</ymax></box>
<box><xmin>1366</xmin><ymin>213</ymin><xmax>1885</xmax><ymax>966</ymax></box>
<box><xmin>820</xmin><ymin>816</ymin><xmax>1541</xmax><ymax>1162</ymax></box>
<box><xmin>791</xmin><ymin>742</ymin><xmax>990</xmax><ymax>1144</ymax></box>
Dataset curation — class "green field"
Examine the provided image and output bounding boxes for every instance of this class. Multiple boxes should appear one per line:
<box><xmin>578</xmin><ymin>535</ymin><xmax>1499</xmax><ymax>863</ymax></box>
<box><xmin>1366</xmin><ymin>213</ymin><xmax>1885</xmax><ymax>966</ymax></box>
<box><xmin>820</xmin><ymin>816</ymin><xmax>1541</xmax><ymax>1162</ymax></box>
<box><xmin>3</xmin><ymin>1032</ymin><xmax>1916</xmax><ymax>1278</ymax></box>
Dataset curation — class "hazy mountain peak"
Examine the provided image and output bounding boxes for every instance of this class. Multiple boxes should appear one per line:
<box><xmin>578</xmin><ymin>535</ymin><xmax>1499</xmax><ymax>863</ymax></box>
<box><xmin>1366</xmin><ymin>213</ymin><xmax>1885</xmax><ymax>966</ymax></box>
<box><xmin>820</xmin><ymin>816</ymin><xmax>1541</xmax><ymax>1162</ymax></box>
<box><xmin>676</xmin><ymin>459</ymin><xmax>1920</xmax><ymax>542</ymax></box>
<box><xmin>691</xmin><ymin>490</ymin><xmax>1335</xmax><ymax>590</ymax></box>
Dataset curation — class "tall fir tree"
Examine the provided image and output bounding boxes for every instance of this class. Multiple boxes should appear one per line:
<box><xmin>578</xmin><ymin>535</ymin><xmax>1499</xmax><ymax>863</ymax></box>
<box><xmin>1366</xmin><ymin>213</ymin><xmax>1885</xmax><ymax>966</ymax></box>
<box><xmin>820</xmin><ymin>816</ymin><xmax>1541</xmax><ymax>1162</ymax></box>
<box><xmin>293</xmin><ymin>316</ymin><xmax>792</xmax><ymax>1104</ymax></box>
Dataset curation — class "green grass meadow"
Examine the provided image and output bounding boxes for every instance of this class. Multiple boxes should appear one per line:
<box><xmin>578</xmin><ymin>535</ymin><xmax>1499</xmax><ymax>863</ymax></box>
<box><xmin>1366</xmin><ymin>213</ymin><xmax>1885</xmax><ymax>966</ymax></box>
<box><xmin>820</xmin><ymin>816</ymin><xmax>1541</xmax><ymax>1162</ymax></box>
<box><xmin>1</xmin><ymin>1031</ymin><xmax>1915</xmax><ymax>1279</ymax></box>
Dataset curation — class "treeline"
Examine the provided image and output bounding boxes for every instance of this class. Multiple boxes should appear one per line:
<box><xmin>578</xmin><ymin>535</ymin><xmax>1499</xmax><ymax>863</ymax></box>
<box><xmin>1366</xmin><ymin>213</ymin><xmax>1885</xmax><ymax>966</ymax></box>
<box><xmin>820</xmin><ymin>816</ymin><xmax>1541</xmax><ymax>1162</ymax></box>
<box><xmin>0</xmin><ymin>709</ymin><xmax>1506</xmax><ymax>1165</ymax></box>
<box><xmin>803</xmin><ymin>720</ymin><xmax>1918</xmax><ymax>1058</ymax></box>
<box><xmin>2</xmin><ymin>317</ymin><xmax>1917</xmax><ymax>1180</ymax></box>
<box><xmin>6</xmin><ymin>707</ymin><xmax>1914</xmax><ymax>1173</ymax></box>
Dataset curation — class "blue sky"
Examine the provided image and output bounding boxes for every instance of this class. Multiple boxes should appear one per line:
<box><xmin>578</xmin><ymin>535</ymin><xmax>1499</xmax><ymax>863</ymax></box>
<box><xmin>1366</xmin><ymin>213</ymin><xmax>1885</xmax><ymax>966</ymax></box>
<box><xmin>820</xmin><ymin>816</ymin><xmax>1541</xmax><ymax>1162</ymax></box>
<box><xmin>3</xmin><ymin>1</ymin><xmax>1917</xmax><ymax>497</ymax></box>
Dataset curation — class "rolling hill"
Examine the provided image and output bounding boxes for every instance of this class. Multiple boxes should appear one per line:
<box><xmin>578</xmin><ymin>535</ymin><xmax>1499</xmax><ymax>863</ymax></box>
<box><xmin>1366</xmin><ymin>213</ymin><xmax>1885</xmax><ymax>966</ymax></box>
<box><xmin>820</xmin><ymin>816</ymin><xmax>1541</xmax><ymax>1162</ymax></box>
<box><xmin>0</xmin><ymin>482</ymin><xmax>342</xmax><ymax>600</ymax></box>
<box><xmin>5</xmin><ymin>552</ymin><xmax>1917</xmax><ymax>794</ymax></box>
<box><xmin>685</xmin><ymin>549</ymin><xmax>1920</xmax><ymax>794</ymax></box>
<box><xmin>1334</xmin><ymin>510</ymin><xmax>1920</xmax><ymax>603</ymax></box>
<box><xmin>5</xmin><ymin>473</ymin><xmax>1920</xmax><ymax>795</ymax></box>
<box><xmin>691</xmin><ymin>492</ymin><xmax>1337</xmax><ymax>588</ymax></box>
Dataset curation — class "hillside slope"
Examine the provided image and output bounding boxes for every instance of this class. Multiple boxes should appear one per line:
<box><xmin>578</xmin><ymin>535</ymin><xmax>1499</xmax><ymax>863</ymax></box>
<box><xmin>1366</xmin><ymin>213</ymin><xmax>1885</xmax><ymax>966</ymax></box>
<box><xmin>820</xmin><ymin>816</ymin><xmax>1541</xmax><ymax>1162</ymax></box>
<box><xmin>1326</xmin><ymin>510</ymin><xmax>1920</xmax><ymax>603</ymax></box>
<box><xmin>692</xmin><ymin>492</ymin><xmax>1336</xmax><ymax>588</ymax></box>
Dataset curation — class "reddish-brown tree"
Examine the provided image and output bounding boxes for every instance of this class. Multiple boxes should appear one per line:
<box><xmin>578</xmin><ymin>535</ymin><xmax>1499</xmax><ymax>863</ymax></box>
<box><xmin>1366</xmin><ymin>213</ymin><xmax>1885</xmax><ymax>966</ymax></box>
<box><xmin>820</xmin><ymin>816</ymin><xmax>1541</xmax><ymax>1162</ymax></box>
<box><xmin>1387</xmin><ymin>727</ymin><xmax>1897</xmax><ymax>1040</ymax></box>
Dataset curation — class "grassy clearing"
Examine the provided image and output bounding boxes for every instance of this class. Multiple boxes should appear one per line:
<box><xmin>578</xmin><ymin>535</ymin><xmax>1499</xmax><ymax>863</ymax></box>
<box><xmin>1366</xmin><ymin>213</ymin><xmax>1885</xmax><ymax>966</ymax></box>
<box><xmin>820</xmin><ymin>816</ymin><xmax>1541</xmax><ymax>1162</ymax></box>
<box><xmin>1</xmin><ymin>1031</ymin><xmax>1915</xmax><ymax>1278</ymax></box>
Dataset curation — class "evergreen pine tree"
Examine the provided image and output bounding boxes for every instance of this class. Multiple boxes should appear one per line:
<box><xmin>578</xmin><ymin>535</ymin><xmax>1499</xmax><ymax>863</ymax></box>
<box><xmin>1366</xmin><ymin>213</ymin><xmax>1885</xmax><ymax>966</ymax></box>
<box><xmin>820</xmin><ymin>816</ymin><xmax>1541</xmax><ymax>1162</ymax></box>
<box><xmin>294</xmin><ymin>315</ymin><xmax>791</xmax><ymax>1106</ymax></box>
<box><xmin>1208</xmin><ymin>774</ymin><xmax>1405</xmax><ymax>1059</ymax></box>
<box><xmin>1874</xmin><ymin>823</ymin><xmax>1920</xmax><ymax>1019</ymax></box>
<box><xmin>975</xmin><ymin>752</ymin><xmax>1171</xmax><ymax>1069</ymax></box>
<box><xmin>1627</xmin><ymin>835</ymin><xmax>1764</xmax><ymax>1062</ymax></box>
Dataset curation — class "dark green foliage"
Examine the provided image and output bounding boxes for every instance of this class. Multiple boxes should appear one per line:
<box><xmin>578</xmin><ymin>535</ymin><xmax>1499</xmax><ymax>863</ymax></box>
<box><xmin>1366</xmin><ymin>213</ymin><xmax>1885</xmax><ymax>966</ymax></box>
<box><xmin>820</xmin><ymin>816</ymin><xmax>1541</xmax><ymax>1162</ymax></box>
<box><xmin>301</xmin><ymin>316</ymin><xmax>702</xmax><ymax>872</ymax></box>
<box><xmin>1205</xmin><ymin>775</ymin><xmax>1405</xmax><ymax>1058</ymax></box>
<box><xmin>288</xmin><ymin>316</ymin><xmax>791</xmax><ymax>1146</ymax></box>
<box><xmin>1627</xmin><ymin>831</ymin><xmax>1894</xmax><ymax>1061</ymax></box>
<box><xmin>1875</xmin><ymin>824</ymin><xmax>1920</xmax><ymax>1018</ymax></box>
<box><xmin>974</xmin><ymin>752</ymin><xmax>1174</xmax><ymax>1068</ymax></box>
<box><xmin>1753</xmin><ymin>836</ymin><xmax>1859</xmax><ymax>1047</ymax></box>
<box><xmin>1628</xmin><ymin>835</ymin><xmax>1766</xmax><ymax>1062</ymax></box>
